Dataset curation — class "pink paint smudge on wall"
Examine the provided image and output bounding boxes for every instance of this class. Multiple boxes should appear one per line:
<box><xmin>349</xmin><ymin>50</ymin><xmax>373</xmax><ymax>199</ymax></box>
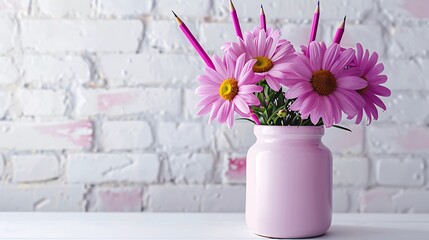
<box><xmin>96</xmin><ymin>188</ymin><xmax>142</xmax><ymax>211</ymax></box>
<box><xmin>98</xmin><ymin>92</ymin><xmax>133</xmax><ymax>112</ymax></box>
<box><xmin>37</xmin><ymin>121</ymin><xmax>93</xmax><ymax>147</ymax></box>
<box><xmin>402</xmin><ymin>0</ymin><xmax>429</xmax><ymax>18</ymax></box>
<box><xmin>225</xmin><ymin>157</ymin><xmax>246</xmax><ymax>183</ymax></box>
<box><xmin>398</xmin><ymin>129</ymin><xmax>429</xmax><ymax>151</ymax></box>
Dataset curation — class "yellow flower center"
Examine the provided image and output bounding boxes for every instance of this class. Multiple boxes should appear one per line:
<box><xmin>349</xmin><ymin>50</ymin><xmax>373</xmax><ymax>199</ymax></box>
<box><xmin>311</xmin><ymin>70</ymin><xmax>337</xmax><ymax>96</ymax></box>
<box><xmin>219</xmin><ymin>78</ymin><xmax>239</xmax><ymax>101</ymax></box>
<box><xmin>357</xmin><ymin>76</ymin><xmax>368</xmax><ymax>95</ymax></box>
<box><xmin>253</xmin><ymin>56</ymin><xmax>274</xmax><ymax>73</ymax></box>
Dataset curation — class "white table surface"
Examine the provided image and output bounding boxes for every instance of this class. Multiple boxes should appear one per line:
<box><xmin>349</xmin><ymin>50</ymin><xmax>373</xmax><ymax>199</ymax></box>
<box><xmin>0</xmin><ymin>213</ymin><xmax>428</xmax><ymax>239</ymax></box>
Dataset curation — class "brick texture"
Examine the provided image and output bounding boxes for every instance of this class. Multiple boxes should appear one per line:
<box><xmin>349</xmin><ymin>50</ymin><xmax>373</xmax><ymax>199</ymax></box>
<box><xmin>0</xmin><ymin>0</ymin><xmax>427</xmax><ymax>213</ymax></box>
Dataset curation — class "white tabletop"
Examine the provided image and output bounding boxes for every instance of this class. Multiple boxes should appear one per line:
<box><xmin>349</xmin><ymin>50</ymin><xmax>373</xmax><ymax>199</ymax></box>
<box><xmin>0</xmin><ymin>213</ymin><xmax>428</xmax><ymax>239</ymax></box>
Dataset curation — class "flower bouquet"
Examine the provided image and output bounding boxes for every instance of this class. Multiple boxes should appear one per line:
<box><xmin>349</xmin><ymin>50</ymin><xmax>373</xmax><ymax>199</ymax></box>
<box><xmin>174</xmin><ymin>1</ymin><xmax>390</xmax><ymax>238</ymax></box>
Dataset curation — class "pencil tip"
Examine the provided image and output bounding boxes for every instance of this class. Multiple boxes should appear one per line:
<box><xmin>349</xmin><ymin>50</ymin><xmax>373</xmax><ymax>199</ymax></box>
<box><xmin>339</xmin><ymin>15</ymin><xmax>346</xmax><ymax>29</ymax></box>
<box><xmin>315</xmin><ymin>1</ymin><xmax>320</xmax><ymax>12</ymax></box>
<box><xmin>229</xmin><ymin>0</ymin><xmax>235</xmax><ymax>11</ymax></box>
<box><xmin>172</xmin><ymin>11</ymin><xmax>182</xmax><ymax>25</ymax></box>
<box><xmin>260</xmin><ymin>4</ymin><xmax>265</xmax><ymax>14</ymax></box>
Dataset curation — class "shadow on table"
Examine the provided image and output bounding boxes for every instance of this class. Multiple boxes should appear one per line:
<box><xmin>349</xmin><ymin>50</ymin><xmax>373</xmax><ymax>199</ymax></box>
<box><xmin>320</xmin><ymin>225</ymin><xmax>429</xmax><ymax>239</ymax></box>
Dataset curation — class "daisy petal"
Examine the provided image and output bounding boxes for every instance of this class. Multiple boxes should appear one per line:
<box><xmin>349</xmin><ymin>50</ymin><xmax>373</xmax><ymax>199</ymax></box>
<box><xmin>265</xmin><ymin>75</ymin><xmax>281</xmax><ymax>91</ymax></box>
<box><xmin>331</xmin><ymin>48</ymin><xmax>355</xmax><ymax>74</ymax></box>
<box><xmin>227</xmin><ymin>101</ymin><xmax>235</xmax><ymax>128</ymax></box>
<box><xmin>239</xmin><ymin>85</ymin><xmax>263</xmax><ymax>94</ymax></box>
<box><xmin>218</xmin><ymin>101</ymin><xmax>231</xmax><ymax>123</ymax></box>
<box><xmin>309</xmin><ymin>41</ymin><xmax>322</xmax><ymax>71</ymax></box>
<box><xmin>322</xmin><ymin>43</ymin><xmax>341</xmax><ymax>70</ymax></box>
<box><xmin>195</xmin><ymin>85</ymin><xmax>219</xmax><ymax>96</ymax></box>
<box><xmin>239</xmin><ymin>92</ymin><xmax>260</xmax><ymax>106</ymax></box>
<box><xmin>212</xmin><ymin>55</ymin><xmax>227</xmax><ymax>79</ymax></box>
<box><xmin>336</xmin><ymin>76</ymin><xmax>368</xmax><ymax>90</ymax></box>
<box><xmin>233</xmin><ymin>96</ymin><xmax>250</xmax><ymax>115</ymax></box>
<box><xmin>209</xmin><ymin>99</ymin><xmax>223</xmax><ymax>123</ymax></box>
<box><xmin>284</xmin><ymin>82</ymin><xmax>313</xmax><ymax>99</ymax></box>
<box><xmin>234</xmin><ymin>54</ymin><xmax>246</xmax><ymax>79</ymax></box>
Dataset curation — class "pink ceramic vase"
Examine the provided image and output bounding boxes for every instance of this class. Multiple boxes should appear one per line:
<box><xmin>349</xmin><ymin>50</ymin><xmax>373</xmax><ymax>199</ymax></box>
<box><xmin>246</xmin><ymin>125</ymin><xmax>332</xmax><ymax>238</ymax></box>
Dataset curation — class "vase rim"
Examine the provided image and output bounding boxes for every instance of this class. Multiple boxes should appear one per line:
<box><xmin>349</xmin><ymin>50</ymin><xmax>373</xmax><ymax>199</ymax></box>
<box><xmin>254</xmin><ymin>125</ymin><xmax>325</xmax><ymax>136</ymax></box>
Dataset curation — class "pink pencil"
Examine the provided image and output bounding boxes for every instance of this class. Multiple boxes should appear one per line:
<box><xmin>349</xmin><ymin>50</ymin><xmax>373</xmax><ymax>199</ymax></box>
<box><xmin>309</xmin><ymin>1</ymin><xmax>320</xmax><ymax>44</ymax></box>
<box><xmin>260</xmin><ymin>4</ymin><xmax>266</xmax><ymax>32</ymax></box>
<box><xmin>229</xmin><ymin>0</ymin><xmax>243</xmax><ymax>39</ymax></box>
<box><xmin>173</xmin><ymin>11</ymin><xmax>215</xmax><ymax>69</ymax></box>
<box><xmin>333</xmin><ymin>16</ymin><xmax>346</xmax><ymax>44</ymax></box>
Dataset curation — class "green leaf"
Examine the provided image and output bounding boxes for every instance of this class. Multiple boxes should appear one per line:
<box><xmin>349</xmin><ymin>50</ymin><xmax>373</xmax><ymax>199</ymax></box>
<box><xmin>236</xmin><ymin>118</ymin><xmax>256</xmax><ymax>125</ymax></box>
<box><xmin>257</xmin><ymin>92</ymin><xmax>267</xmax><ymax>109</ymax></box>
<box><xmin>332</xmin><ymin>125</ymin><xmax>353</xmax><ymax>132</ymax></box>
<box><xmin>290</xmin><ymin>115</ymin><xmax>300</xmax><ymax>125</ymax></box>
<box><xmin>301</xmin><ymin>119</ymin><xmax>312</xmax><ymax>126</ymax></box>
<box><xmin>272</xmin><ymin>90</ymin><xmax>283</xmax><ymax>103</ymax></box>
<box><xmin>266</xmin><ymin>107</ymin><xmax>284</xmax><ymax>124</ymax></box>
<box><xmin>263</xmin><ymin>85</ymin><xmax>270</xmax><ymax>99</ymax></box>
<box><xmin>251</xmin><ymin>107</ymin><xmax>264</xmax><ymax>114</ymax></box>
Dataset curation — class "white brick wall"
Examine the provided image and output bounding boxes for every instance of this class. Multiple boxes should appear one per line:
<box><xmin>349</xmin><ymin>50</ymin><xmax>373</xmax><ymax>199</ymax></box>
<box><xmin>89</xmin><ymin>186</ymin><xmax>143</xmax><ymax>212</ymax></box>
<box><xmin>0</xmin><ymin>121</ymin><xmax>93</xmax><ymax>150</ymax></box>
<box><xmin>0</xmin><ymin>57</ymin><xmax>18</xmax><ymax>85</ymax></box>
<box><xmin>101</xmin><ymin>121</ymin><xmax>153</xmax><ymax>150</ymax></box>
<box><xmin>0</xmin><ymin>0</ymin><xmax>427</xmax><ymax>213</ymax></box>
<box><xmin>35</xmin><ymin>0</ymin><xmax>92</xmax><ymax>17</ymax></box>
<box><xmin>168</xmin><ymin>153</ymin><xmax>214</xmax><ymax>183</ymax></box>
<box><xmin>12</xmin><ymin>154</ymin><xmax>60</xmax><ymax>182</ymax></box>
<box><xmin>158</xmin><ymin>122</ymin><xmax>214</xmax><ymax>151</ymax></box>
<box><xmin>98</xmin><ymin>54</ymin><xmax>203</xmax><ymax>86</ymax></box>
<box><xmin>145</xmin><ymin>185</ymin><xmax>245</xmax><ymax>212</ymax></box>
<box><xmin>66</xmin><ymin>153</ymin><xmax>159</xmax><ymax>183</ymax></box>
<box><xmin>21</xmin><ymin>55</ymin><xmax>90</xmax><ymax>87</ymax></box>
<box><xmin>17</xmin><ymin>89</ymin><xmax>67</xmax><ymax>116</ymax></box>
<box><xmin>96</xmin><ymin>0</ymin><xmax>152</xmax><ymax>17</ymax></box>
<box><xmin>21</xmin><ymin>20</ymin><xmax>143</xmax><ymax>52</ymax></box>
<box><xmin>375</xmin><ymin>157</ymin><xmax>425</xmax><ymax>187</ymax></box>
<box><xmin>0</xmin><ymin>185</ymin><xmax>86</xmax><ymax>211</ymax></box>
<box><xmin>75</xmin><ymin>88</ymin><xmax>181</xmax><ymax>116</ymax></box>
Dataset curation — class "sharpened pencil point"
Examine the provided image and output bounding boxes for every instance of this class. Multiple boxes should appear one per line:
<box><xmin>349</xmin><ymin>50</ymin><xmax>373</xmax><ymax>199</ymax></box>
<box><xmin>172</xmin><ymin>11</ymin><xmax>182</xmax><ymax>25</ymax></box>
<box><xmin>315</xmin><ymin>1</ymin><xmax>320</xmax><ymax>13</ymax></box>
<box><xmin>341</xmin><ymin>15</ymin><xmax>346</xmax><ymax>29</ymax></box>
<box><xmin>229</xmin><ymin>0</ymin><xmax>235</xmax><ymax>12</ymax></box>
<box><xmin>260</xmin><ymin>4</ymin><xmax>265</xmax><ymax>15</ymax></box>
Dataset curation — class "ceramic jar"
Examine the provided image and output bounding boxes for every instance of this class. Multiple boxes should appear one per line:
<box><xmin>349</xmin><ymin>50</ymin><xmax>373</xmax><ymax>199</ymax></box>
<box><xmin>246</xmin><ymin>125</ymin><xmax>332</xmax><ymax>238</ymax></box>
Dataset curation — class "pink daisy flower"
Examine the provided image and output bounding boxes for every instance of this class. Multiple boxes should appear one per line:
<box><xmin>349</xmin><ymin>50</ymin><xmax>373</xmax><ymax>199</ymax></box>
<box><xmin>226</xmin><ymin>28</ymin><xmax>296</xmax><ymax>91</ymax></box>
<box><xmin>283</xmin><ymin>41</ymin><xmax>368</xmax><ymax>127</ymax></box>
<box><xmin>195</xmin><ymin>53</ymin><xmax>262</xmax><ymax>128</ymax></box>
<box><xmin>301</xmin><ymin>44</ymin><xmax>357</xmax><ymax>67</ymax></box>
<box><xmin>348</xmin><ymin>43</ymin><xmax>391</xmax><ymax>124</ymax></box>
<box><xmin>221</xmin><ymin>27</ymin><xmax>286</xmax><ymax>53</ymax></box>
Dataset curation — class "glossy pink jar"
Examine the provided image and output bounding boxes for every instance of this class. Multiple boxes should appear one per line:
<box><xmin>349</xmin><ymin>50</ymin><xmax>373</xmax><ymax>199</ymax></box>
<box><xmin>246</xmin><ymin>125</ymin><xmax>332</xmax><ymax>238</ymax></box>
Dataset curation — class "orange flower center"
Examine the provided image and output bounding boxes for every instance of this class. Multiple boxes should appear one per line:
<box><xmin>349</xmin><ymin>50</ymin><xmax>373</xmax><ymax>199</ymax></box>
<box><xmin>219</xmin><ymin>78</ymin><xmax>238</xmax><ymax>100</ymax></box>
<box><xmin>253</xmin><ymin>56</ymin><xmax>273</xmax><ymax>73</ymax></box>
<box><xmin>311</xmin><ymin>70</ymin><xmax>337</xmax><ymax>96</ymax></box>
<box><xmin>357</xmin><ymin>76</ymin><xmax>368</xmax><ymax>95</ymax></box>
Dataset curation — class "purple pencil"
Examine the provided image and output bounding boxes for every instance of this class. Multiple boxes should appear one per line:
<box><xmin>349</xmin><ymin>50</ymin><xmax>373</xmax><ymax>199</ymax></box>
<box><xmin>173</xmin><ymin>11</ymin><xmax>215</xmax><ymax>69</ymax></box>
<box><xmin>309</xmin><ymin>1</ymin><xmax>320</xmax><ymax>44</ymax></box>
<box><xmin>229</xmin><ymin>0</ymin><xmax>243</xmax><ymax>39</ymax></box>
<box><xmin>260</xmin><ymin>4</ymin><xmax>266</xmax><ymax>32</ymax></box>
<box><xmin>333</xmin><ymin>16</ymin><xmax>346</xmax><ymax>44</ymax></box>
